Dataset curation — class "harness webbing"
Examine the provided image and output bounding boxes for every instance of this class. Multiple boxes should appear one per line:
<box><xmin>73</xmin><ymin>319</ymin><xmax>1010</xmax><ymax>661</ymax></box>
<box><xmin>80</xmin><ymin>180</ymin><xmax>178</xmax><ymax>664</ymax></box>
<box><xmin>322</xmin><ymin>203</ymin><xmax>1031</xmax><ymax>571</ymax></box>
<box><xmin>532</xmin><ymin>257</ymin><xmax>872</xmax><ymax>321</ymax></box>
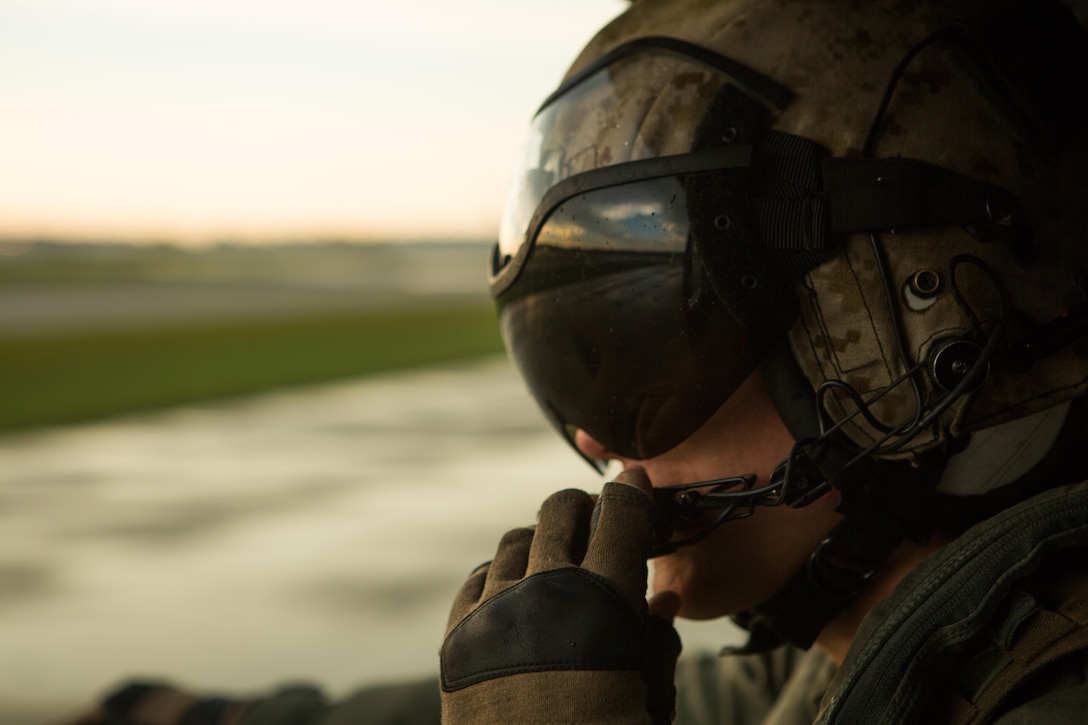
<box><xmin>940</xmin><ymin>550</ymin><xmax>1088</xmax><ymax>724</ymax></box>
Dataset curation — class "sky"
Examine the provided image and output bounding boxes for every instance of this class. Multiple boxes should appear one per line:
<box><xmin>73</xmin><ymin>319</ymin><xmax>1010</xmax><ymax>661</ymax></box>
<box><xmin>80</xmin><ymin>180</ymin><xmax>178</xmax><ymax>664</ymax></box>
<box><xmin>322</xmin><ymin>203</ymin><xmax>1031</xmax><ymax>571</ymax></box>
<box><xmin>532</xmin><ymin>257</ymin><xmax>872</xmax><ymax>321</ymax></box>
<box><xmin>0</xmin><ymin>0</ymin><xmax>627</xmax><ymax>245</ymax></box>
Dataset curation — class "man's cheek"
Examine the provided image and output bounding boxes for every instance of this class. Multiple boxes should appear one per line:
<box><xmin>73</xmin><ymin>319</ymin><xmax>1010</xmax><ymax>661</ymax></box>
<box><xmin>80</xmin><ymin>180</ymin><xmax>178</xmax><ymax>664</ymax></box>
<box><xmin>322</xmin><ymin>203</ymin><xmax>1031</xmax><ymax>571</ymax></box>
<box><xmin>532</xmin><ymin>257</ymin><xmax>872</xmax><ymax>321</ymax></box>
<box><xmin>650</xmin><ymin>555</ymin><xmax>688</xmax><ymax>596</ymax></box>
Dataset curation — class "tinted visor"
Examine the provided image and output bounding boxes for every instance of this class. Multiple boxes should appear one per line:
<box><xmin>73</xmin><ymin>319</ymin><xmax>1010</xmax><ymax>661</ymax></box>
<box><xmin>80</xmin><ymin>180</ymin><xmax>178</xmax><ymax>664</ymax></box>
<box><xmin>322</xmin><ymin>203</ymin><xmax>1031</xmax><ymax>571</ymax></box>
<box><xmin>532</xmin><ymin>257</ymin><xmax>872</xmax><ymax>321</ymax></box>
<box><xmin>498</xmin><ymin>176</ymin><xmax>769</xmax><ymax>461</ymax></box>
<box><xmin>492</xmin><ymin>47</ymin><xmax>798</xmax><ymax>463</ymax></box>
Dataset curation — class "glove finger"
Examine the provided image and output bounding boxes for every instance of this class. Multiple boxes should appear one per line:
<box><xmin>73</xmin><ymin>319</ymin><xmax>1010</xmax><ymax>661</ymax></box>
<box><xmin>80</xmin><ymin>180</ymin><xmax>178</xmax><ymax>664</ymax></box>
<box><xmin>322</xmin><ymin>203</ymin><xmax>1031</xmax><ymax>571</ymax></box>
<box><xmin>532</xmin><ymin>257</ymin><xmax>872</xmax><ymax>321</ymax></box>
<box><xmin>527</xmin><ymin>488</ymin><xmax>594</xmax><ymax>574</ymax></box>
<box><xmin>582</xmin><ymin>468</ymin><xmax>655</xmax><ymax>608</ymax></box>
<box><xmin>480</xmin><ymin>526</ymin><xmax>534</xmax><ymax>600</ymax></box>
<box><xmin>643</xmin><ymin>614</ymin><xmax>683</xmax><ymax>725</ymax></box>
<box><xmin>648</xmin><ymin>589</ymin><xmax>682</xmax><ymax>621</ymax></box>
<box><xmin>446</xmin><ymin>560</ymin><xmax>490</xmax><ymax>633</ymax></box>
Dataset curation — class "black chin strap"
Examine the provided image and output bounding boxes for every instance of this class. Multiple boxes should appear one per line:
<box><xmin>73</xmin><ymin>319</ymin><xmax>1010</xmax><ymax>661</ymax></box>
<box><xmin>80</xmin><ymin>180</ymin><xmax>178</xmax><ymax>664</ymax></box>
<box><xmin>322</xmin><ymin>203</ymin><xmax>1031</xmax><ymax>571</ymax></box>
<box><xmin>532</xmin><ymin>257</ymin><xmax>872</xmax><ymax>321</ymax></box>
<box><xmin>726</xmin><ymin>449</ymin><xmax>947</xmax><ymax>654</ymax></box>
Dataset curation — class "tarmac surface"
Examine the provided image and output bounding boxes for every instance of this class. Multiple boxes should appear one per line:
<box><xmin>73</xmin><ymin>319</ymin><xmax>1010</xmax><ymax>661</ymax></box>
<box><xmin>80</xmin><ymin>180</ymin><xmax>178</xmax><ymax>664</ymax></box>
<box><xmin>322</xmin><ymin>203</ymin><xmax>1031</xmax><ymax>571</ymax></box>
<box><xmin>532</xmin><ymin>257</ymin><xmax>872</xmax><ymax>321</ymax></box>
<box><xmin>0</xmin><ymin>356</ymin><xmax>738</xmax><ymax>724</ymax></box>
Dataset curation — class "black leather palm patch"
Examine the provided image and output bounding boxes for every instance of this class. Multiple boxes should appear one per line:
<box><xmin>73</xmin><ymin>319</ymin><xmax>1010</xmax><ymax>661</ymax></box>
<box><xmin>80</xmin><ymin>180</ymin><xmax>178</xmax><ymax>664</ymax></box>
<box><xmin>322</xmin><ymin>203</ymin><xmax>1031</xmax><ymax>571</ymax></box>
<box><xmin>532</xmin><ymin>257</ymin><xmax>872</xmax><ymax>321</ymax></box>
<box><xmin>440</xmin><ymin>568</ymin><xmax>644</xmax><ymax>691</ymax></box>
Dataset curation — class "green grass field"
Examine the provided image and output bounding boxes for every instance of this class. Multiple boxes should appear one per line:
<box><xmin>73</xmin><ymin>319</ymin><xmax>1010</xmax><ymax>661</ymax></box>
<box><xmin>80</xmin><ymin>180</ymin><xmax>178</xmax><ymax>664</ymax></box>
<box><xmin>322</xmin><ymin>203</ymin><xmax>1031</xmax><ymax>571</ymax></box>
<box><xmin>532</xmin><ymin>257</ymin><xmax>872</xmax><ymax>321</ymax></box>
<box><xmin>0</xmin><ymin>303</ymin><xmax>505</xmax><ymax>432</ymax></box>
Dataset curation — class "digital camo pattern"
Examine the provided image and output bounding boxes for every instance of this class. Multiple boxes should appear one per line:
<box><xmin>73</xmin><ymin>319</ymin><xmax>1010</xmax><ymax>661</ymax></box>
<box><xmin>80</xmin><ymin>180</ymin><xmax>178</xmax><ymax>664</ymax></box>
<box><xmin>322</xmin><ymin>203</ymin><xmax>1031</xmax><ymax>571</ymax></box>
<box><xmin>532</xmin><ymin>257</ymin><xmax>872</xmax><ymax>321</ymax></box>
<box><xmin>790</xmin><ymin>225</ymin><xmax>1088</xmax><ymax>457</ymax></box>
<box><xmin>572</xmin><ymin>0</ymin><xmax>1088</xmax><ymax>455</ymax></box>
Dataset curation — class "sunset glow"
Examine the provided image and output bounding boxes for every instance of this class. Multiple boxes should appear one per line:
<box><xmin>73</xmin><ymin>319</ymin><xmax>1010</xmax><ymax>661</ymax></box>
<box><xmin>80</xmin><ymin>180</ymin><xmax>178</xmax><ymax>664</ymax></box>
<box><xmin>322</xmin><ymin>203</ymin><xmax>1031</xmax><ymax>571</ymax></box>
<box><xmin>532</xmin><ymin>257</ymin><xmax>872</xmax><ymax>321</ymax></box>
<box><xmin>0</xmin><ymin>0</ymin><xmax>625</xmax><ymax>244</ymax></box>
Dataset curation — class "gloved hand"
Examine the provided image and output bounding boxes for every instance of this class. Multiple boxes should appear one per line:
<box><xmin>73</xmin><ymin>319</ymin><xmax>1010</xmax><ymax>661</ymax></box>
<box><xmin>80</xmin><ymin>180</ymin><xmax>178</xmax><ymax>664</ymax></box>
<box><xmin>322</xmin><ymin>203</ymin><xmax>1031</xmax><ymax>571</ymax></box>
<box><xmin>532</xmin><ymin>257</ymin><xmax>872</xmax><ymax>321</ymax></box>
<box><xmin>440</xmin><ymin>469</ymin><xmax>682</xmax><ymax>724</ymax></box>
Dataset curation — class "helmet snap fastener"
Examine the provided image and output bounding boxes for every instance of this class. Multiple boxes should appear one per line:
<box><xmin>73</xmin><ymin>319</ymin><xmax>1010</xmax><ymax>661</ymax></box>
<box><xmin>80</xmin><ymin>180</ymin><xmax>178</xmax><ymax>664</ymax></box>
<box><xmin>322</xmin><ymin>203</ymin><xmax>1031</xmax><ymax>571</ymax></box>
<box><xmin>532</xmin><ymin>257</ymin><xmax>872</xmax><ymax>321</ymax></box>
<box><xmin>720</xmin><ymin>127</ymin><xmax>738</xmax><ymax>143</ymax></box>
<box><xmin>714</xmin><ymin>215</ymin><xmax>732</xmax><ymax>230</ymax></box>
<box><xmin>910</xmin><ymin>269</ymin><xmax>941</xmax><ymax>297</ymax></box>
<box><xmin>740</xmin><ymin>274</ymin><xmax>760</xmax><ymax>290</ymax></box>
<box><xmin>904</xmin><ymin>270</ymin><xmax>941</xmax><ymax>311</ymax></box>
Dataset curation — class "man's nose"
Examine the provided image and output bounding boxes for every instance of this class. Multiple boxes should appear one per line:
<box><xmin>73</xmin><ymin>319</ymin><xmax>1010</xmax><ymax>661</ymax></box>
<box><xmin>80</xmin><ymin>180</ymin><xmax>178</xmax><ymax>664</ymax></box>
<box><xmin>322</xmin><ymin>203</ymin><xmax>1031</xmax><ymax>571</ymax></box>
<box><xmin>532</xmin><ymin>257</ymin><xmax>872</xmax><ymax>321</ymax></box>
<box><xmin>574</xmin><ymin>429</ymin><xmax>623</xmax><ymax>464</ymax></box>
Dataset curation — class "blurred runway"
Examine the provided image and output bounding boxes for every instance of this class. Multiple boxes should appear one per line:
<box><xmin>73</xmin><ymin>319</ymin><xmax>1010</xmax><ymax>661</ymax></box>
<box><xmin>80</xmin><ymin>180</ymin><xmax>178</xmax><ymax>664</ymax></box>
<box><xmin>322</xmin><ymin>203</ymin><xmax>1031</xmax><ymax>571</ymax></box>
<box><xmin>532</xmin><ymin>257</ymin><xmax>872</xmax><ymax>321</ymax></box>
<box><xmin>0</xmin><ymin>356</ymin><xmax>737</xmax><ymax>723</ymax></box>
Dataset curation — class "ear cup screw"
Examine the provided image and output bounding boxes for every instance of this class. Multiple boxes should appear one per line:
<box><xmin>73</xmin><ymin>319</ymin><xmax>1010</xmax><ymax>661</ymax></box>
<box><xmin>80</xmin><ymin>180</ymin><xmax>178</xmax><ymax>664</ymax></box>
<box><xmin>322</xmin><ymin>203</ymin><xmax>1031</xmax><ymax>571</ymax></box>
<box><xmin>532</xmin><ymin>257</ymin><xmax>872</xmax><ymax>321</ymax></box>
<box><xmin>931</xmin><ymin>339</ymin><xmax>988</xmax><ymax>392</ymax></box>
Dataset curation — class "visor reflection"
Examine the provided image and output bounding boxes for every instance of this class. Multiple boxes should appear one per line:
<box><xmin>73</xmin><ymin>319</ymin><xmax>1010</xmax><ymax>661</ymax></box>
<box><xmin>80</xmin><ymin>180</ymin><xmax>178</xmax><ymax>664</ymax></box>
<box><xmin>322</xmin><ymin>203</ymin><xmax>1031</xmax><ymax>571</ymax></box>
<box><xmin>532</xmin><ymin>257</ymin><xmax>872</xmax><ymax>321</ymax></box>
<box><xmin>498</xmin><ymin>53</ymin><xmax>729</xmax><ymax>264</ymax></box>
<box><xmin>497</xmin><ymin>178</ymin><xmax>762</xmax><ymax>460</ymax></box>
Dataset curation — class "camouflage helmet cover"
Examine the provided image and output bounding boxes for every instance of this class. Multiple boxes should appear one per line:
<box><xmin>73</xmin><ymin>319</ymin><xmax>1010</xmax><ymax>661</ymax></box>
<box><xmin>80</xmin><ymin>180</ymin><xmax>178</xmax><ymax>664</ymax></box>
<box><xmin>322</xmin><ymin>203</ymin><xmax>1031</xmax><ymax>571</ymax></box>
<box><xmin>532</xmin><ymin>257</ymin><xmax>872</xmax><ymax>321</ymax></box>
<box><xmin>554</xmin><ymin>0</ymin><xmax>1088</xmax><ymax>460</ymax></box>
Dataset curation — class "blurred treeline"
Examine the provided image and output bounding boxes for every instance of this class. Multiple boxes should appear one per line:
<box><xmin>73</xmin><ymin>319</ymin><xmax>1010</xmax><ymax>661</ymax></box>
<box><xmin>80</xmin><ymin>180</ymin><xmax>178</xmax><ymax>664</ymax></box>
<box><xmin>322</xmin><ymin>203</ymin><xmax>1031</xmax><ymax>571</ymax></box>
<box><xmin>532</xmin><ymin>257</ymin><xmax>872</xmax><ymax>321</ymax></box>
<box><xmin>0</xmin><ymin>239</ymin><xmax>486</xmax><ymax>289</ymax></box>
<box><xmin>0</xmin><ymin>240</ymin><xmax>503</xmax><ymax>432</ymax></box>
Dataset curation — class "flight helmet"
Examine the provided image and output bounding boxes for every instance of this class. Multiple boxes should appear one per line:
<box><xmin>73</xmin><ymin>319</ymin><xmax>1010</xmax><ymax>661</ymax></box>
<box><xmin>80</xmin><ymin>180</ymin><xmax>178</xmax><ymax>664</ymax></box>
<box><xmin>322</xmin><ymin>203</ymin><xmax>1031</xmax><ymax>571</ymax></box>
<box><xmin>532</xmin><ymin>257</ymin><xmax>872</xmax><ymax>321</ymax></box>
<box><xmin>490</xmin><ymin>0</ymin><xmax>1088</xmax><ymax>649</ymax></box>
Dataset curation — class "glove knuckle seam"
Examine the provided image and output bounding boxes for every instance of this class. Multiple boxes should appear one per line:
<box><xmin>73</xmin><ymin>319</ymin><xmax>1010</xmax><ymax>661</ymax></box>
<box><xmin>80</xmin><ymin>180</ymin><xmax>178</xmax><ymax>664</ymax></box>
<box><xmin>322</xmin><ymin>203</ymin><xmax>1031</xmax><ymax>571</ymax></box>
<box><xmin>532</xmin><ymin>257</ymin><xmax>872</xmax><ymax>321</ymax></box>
<box><xmin>441</xmin><ymin>662</ymin><xmax>641</xmax><ymax>692</ymax></box>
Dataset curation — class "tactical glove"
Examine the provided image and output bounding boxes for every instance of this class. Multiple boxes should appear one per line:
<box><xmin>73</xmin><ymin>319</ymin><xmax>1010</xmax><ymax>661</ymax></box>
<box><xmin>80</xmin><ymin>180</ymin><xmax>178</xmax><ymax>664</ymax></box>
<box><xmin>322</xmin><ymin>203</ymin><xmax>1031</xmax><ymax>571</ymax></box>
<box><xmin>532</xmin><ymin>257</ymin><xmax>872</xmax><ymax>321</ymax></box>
<box><xmin>440</xmin><ymin>470</ymin><xmax>682</xmax><ymax>724</ymax></box>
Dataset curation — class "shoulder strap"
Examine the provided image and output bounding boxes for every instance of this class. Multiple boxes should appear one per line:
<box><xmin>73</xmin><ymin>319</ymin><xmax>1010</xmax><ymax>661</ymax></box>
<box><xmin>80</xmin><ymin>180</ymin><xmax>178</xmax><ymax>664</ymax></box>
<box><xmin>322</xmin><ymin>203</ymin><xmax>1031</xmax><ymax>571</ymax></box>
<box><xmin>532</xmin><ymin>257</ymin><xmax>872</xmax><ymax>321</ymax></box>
<box><xmin>941</xmin><ymin>549</ymin><xmax>1088</xmax><ymax>725</ymax></box>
